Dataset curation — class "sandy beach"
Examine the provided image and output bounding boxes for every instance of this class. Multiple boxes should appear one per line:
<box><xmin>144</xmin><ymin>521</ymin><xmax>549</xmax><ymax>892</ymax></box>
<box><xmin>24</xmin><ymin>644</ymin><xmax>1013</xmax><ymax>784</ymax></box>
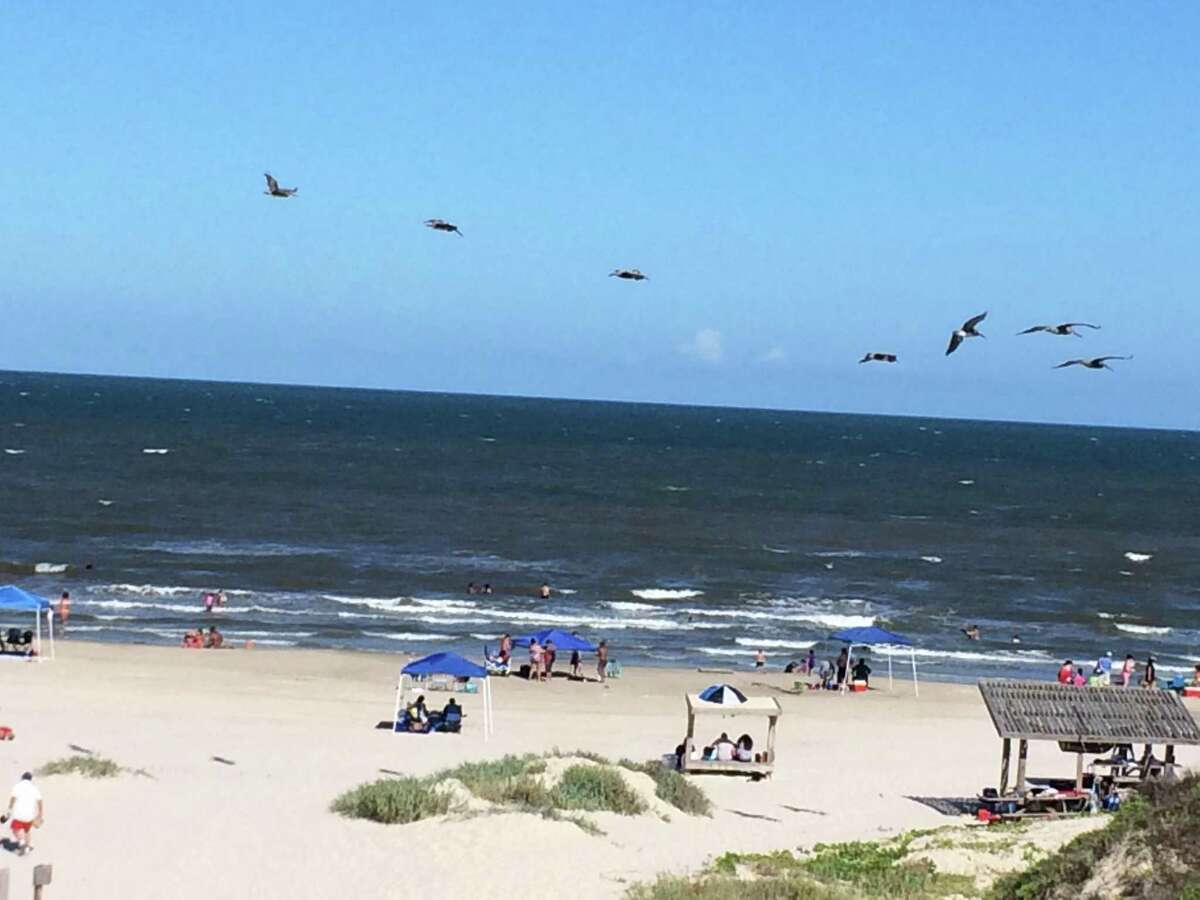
<box><xmin>1</xmin><ymin>642</ymin><xmax>1197</xmax><ymax>899</ymax></box>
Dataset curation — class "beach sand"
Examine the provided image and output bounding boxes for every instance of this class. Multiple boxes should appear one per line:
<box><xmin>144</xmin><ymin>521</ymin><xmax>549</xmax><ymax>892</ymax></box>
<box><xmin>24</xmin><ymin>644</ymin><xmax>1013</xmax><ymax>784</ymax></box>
<box><xmin>1</xmin><ymin>642</ymin><xmax>1196</xmax><ymax>898</ymax></box>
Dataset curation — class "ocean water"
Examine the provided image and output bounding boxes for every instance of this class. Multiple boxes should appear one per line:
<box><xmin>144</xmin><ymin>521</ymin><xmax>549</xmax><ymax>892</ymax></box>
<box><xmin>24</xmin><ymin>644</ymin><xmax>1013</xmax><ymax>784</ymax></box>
<box><xmin>2</xmin><ymin>370</ymin><xmax>1198</xmax><ymax>681</ymax></box>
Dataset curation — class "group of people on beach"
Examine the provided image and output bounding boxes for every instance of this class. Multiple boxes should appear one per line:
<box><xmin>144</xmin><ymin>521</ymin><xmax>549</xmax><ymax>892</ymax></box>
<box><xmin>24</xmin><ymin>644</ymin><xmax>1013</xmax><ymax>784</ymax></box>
<box><xmin>182</xmin><ymin>626</ymin><xmax>224</xmax><ymax>649</ymax></box>
<box><xmin>776</xmin><ymin>647</ymin><xmax>871</xmax><ymax>690</ymax></box>
<box><xmin>402</xmin><ymin>695</ymin><xmax>463</xmax><ymax>733</ymax></box>
<box><xmin>1055</xmin><ymin>652</ymin><xmax>1199</xmax><ymax>689</ymax></box>
<box><xmin>202</xmin><ymin>590</ymin><xmax>228</xmax><ymax>613</ymax></box>
<box><xmin>492</xmin><ymin>632</ymin><xmax>609</xmax><ymax>682</ymax></box>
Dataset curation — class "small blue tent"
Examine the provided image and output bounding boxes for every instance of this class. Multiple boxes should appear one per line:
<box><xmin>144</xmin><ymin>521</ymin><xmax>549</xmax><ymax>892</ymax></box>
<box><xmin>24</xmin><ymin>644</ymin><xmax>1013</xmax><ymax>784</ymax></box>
<box><xmin>402</xmin><ymin>651</ymin><xmax>488</xmax><ymax>679</ymax></box>
<box><xmin>395</xmin><ymin>651</ymin><xmax>493</xmax><ymax>738</ymax></box>
<box><xmin>511</xmin><ymin>629</ymin><xmax>597</xmax><ymax>652</ymax></box>
<box><xmin>829</xmin><ymin>626</ymin><xmax>918</xmax><ymax>696</ymax></box>
<box><xmin>0</xmin><ymin>585</ymin><xmax>52</xmax><ymax>611</ymax></box>
<box><xmin>0</xmin><ymin>585</ymin><xmax>55</xmax><ymax>661</ymax></box>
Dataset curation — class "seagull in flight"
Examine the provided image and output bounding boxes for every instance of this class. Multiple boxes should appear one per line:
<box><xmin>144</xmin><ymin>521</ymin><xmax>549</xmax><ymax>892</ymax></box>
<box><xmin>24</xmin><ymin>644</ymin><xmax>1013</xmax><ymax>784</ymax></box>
<box><xmin>263</xmin><ymin>173</ymin><xmax>297</xmax><ymax>198</ymax></box>
<box><xmin>859</xmin><ymin>353</ymin><xmax>897</xmax><ymax>364</ymax></box>
<box><xmin>946</xmin><ymin>312</ymin><xmax>987</xmax><ymax>356</ymax></box>
<box><xmin>424</xmin><ymin>219</ymin><xmax>463</xmax><ymax>236</ymax></box>
<box><xmin>1018</xmin><ymin>322</ymin><xmax>1100</xmax><ymax>337</ymax></box>
<box><xmin>1054</xmin><ymin>355</ymin><xmax>1132</xmax><ymax>370</ymax></box>
<box><xmin>609</xmin><ymin>269</ymin><xmax>648</xmax><ymax>281</ymax></box>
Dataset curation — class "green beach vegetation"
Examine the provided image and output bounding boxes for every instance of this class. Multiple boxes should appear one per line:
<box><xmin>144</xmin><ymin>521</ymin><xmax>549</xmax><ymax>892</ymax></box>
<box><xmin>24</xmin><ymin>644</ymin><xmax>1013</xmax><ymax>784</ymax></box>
<box><xmin>38</xmin><ymin>755</ymin><xmax>124</xmax><ymax>778</ymax></box>
<box><xmin>331</xmin><ymin>751</ymin><xmax>709</xmax><ymax>834</ymax></box>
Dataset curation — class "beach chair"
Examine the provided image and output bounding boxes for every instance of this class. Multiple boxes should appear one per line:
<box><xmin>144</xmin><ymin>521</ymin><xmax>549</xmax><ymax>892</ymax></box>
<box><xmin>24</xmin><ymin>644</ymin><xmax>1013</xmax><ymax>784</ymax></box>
<box><xmin>431</xmin><ymin>707</ymin><xmax>463</xmax><ymax>734</ymax></box>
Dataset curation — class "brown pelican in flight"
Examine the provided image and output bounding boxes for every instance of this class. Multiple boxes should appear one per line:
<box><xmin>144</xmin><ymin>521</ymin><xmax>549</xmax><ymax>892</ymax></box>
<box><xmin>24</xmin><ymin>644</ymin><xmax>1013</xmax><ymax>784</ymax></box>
<box><xmin>609</xmin><ymin>269</ymin><xmax>648</xmax><ymax>281</ymax></box>
<box><xmin>1054</xmin><ymin>355</ymin><xmax>1132</xmax><ymax>370</ymax></box>
<box><xmin>424</xmin><ymin>219</ymin><xmax>463</xmax><ymax>236</ymax></box>
<box><xmin>1019</xmin><ymin>322</ymin><xmax>1100</xmax><ymax>337</ymax></box>
<box><xmin>946</xmin><ymin>312</ymin><xmax>987</xmax><ymax>356</ymax></box>
<box><xmin>263</xmin><ymin>173</ymin><xmax>297</xmax><ymax>197</ymax></box>
<box><xmin>859</xmin><ymin>353</ymin><xmax>897</xmax><ymax>364</ymax></box>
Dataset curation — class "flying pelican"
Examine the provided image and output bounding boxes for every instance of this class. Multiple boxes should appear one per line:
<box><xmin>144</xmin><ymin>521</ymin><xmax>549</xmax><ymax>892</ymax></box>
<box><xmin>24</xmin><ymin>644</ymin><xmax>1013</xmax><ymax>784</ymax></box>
<box><xmin>609</xmin><ymin>269</ymin><xmax>648</xmax><ymax>281</ymax></box>
<box><xmin>424</xmin><ymin>219</ymin><xmax>463</xmax><ymax>236</ymax></box>
<box><xmin>1054</xmin><ymin>355</ymin><xmax>1132</xmax><ymax>370</ymax></box>
<box><xmin>1018</xmin><ymin>322</ymin><xmax>1100</xmax><ymax>337</ymax></box>
<box><xmin>946</xmin><ymin>312</ymin><xmax>987</xmax><ymax>356</ymax></box>
<box><xmin>263</xmin><ymin>173</ymin><xmax>297</xmax><ymax>197</ymax></box>
<box><xmin>859</xmin><ymin>353</ymin><xmax>897</xmax><ymax>364</ymax></box>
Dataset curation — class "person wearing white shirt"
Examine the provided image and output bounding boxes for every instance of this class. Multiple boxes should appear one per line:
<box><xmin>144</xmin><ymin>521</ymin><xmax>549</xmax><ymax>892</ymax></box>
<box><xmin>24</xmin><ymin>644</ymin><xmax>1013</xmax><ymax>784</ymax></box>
<box><xmin>5</xmin><ymin>772</ymin><xmax>43</xmax><ymax>856</ymax></box>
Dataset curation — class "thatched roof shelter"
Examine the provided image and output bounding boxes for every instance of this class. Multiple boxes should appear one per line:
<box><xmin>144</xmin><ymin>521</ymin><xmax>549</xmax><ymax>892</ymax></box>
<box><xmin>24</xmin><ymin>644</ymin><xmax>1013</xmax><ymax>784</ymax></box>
<box><xmin>979</xmin><ymin>679</ymin><xmax>1200</xmax><ymax>745</ymax></box>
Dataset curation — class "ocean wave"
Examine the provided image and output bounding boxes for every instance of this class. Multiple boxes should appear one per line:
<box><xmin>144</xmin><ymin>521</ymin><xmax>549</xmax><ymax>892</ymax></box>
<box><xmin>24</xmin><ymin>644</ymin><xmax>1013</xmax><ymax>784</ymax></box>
<box><xmin>1114</xmin><ymin>624</ymin><xmax>1171</xmax><ymax>636</ymax></box>
<box><xmin>734</xmin><ymin>638</ymin><xmax>817</xmax><ymax>650</ymax></box>
<box><xmin>1124</xmin><ymin>552</ymin><xmax>1153</xmax><ymax>564</ymax></box>
<box><xmin>34</xmin><ymin>562</ymin><xmax>69</xmax><ymax>573</ymax></box>
<box><xmin>223</xmin><ymin>630</ymin><xmax>315</xmax><ymax>639</ymax></box>
<box><xmin>142</xmin><ymin>448</ymin><xmax>170</xmax><ymax>454</ymax></box>
<box><xmin>677</xmin><ymin>607</ymin><xmax>875</xmax><ymax>629</ymax></box>
<box><xmin>920</xmin><ymin>556</ymin><xmax>942</xmax><ymax>564</ymax></box>
<box><xmin>364</xmin><ymin>631</ymin><xmax>454</xmax><ymax>641</ymax></box>
<box><xmin>631</xmin><ymin>589</ymin><xmax>703</xmax><ymax>600</ymax></box>
<box><xmin>873</xmin><ymin>647</ymin><xmax>1057</xmax><ymax>665</ymax></box>
<box><xmin>3</xmin><ymin>449</ymin><xmax>25</xmax><ymax>455</ymax></box>
<box><xmin>699</xmin><ymin>647</ymin><xmax>788</xmax><ymax>657</ymax></box>
<box><xmin>101</xmin><ymin>584</ymin><xmax>198</xmax><ymax>597</ymax></box>
<box><xmin>761</xmin><ymin>545</ymin><xmax>791</xmax><ymax>554</ymax></box>
<box><xmin>137</xmin><ymin>540</ymin><xmax>329</xmax><ymax>558</ymax></box>
<box><xmin>809</xmin><ymin>551</ymin><xmax>867</xmax><ymax>559</ymax></box>
<box><xmin>662</xmin><ymin>485</ymin><xmax>690</xmax><ymax>492</ymax></box>
<box><xmin>324</xmin><ymin>594</ymin><xmax>477</xmax><ymax>613</ymax></box>
<box><xmin>607</xmin><ymin>601</ymin><xmax>660</xmax><ymax>612</ymax></box>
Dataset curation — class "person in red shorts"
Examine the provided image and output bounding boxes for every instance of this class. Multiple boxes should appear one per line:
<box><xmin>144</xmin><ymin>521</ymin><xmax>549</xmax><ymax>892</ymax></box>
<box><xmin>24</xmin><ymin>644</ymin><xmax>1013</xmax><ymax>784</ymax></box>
<box><xmin>5</xmin><ymin>772</ymin><xmax>43</xmax><ymax>856</ymax></box>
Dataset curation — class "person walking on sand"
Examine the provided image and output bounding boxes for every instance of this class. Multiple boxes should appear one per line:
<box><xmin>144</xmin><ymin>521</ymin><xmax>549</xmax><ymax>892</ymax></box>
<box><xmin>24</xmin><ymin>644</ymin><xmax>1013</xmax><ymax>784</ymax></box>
<box><xmin>1121</xmin><ymin>654</ymin><xmax>1136</xmax><ymax>687</ymax></box>
<box><xmin>57</xmin><ymin>591</ymin><xmax>71</xmax><ymax>631</ymax></box>
<box><xmin>5</xmin><ymin>772</ymin><xmax>43</xmax><ymax>856</ymax></box>
<box><xmin>1142</xmin><ymin>655</ymin><xmax>1157</xmax><ymax>688</ymax></box>
<box><xmin>597</xmin><ymin>640</ymin><xmax>609</xmax><ymax>683</ymax></box>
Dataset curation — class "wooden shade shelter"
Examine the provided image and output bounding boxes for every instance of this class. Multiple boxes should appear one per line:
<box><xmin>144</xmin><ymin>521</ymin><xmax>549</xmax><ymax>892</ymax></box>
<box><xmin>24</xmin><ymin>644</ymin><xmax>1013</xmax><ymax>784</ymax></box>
<box><xmin>978</xmin><ymin>679</ymin><xmax>1200</xmax><ymax>798</ymax></box>
<box><xmin>681</xmin><ymin>692</ymin><xmax>781</xmax><ymax>777</ymax></box>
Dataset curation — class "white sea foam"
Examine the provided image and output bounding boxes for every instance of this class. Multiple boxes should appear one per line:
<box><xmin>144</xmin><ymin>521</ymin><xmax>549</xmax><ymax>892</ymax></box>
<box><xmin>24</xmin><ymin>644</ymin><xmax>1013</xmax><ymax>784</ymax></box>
<box><xmin>34</xmin><ymin>563</ymin><xmax>68</xmax><ymax>574</ymax></box>
<box><xmin>223</xmin><ymin>630</ymin><xmax>315</xmax><ymax>639</ymax></box>
<box><xmin>699</xmin><ymin>647</ymin><xmax>788</xmax><ymax>658</ymax></box>
<box><xmin>364</xmin><ymin>631</ymin><xmax>454</xmax><ymax>642</ymax></box>
<box><xmin>1124</xmin><ymin>552</ymin><xmax>1153</xmax><ymax>564</ymax></box>
<box><xmin>678</xmin><ymin>607</ymin><xmax>875</xmax><ymax>629</ymax></box>
<box><xmin>662</xmin><ymin>485</ymin><xmax>690</xmax><ymax>492</ymax></box>
<box><xmin>761</xmin><ymin>545</ymin><xmax>792</xmax><ymax>554</ymax></box>
<box><xmin>1097</xmin><ymin>612</ymin><xmax>1115</xmax><ymax>619</ymax></box>
<box><xmin>873</xmin><ymin>646</ymin><xmax>1057</xmax><ymax>665</ymax></box>
<box><xmin>608</xmin><ymin>601</ymin><xmax>659</xmax><ymax>612</ymax></box>
<box><xmin>631</xmin><ymin>589</ymin><xmax>703</xmax><ymax>600</ymax></box>
<box><xmin>920</xmin><ymin>556</ymin><xmax>943</xmax><ymax>564</ymax></box>
<box><xmin>1114</xmin><ymin>623</ymin><xmax>1171</xmax><ymax>636</ymax></box>
<box><xmin>103</xmin><ymin>584</ymin><xmax>197</xmax><ymax>597</ymax></box>
<box><xmin>142</xmin><ymin>448</ymin><xmax>170</xmax><ymax>454</ymax></box>
<box><xmin>734</xmin><ymin>638</ymin><xmax>817</xmax><ymax>650</ymax></box>
<box><xmin>98</xmin><ymin>499</ymin><xmax>114</xmax><ymax>506</ymax></box>
<box><xmin>3</xmin><ymin>449</ymin><xmax>25</xmax><ymax>455</ymax></box>
<box><xmin>555</xmin><ymin>589</ymin><xmax>578</xmax><ymax>595</ymax></box>
<box><xmin>809</xmin><ymin>550</ymin><xmax>867</xmax><ymax>559</ymax></box>
<box><xmin>959</xmin><ymin>479</ymin><xmax>975</xmax><ymax>486</ymax></box>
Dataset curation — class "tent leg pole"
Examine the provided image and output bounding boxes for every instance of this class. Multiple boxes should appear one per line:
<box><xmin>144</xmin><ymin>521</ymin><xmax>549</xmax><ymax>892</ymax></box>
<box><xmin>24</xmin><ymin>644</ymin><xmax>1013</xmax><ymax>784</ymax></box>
<box><xmin>888</xmin><ymin>653</ymin><xmax>893</xmax><ymax>691</ymax></box>
<box><xmin>35</xmin><ymin>610</ymin><xmax>42</xmax><ymax>663</ymax></box>
<box><xmin>1000</xmin><ymin>738</ymin><xmax>1011</xmax><ymax>795</ymax></box>
<box><xmin>911</xmin><ymin>649</ymin><xmax>918</xmax><ymax>698</ymax></box>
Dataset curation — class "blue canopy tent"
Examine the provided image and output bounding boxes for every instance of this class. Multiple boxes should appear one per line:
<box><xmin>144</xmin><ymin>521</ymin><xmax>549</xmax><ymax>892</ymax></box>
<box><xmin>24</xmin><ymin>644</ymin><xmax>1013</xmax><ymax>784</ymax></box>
<box><xmin>829</xmin><ymin>626</ymin><xmax>917</xmax><ymax>696</ymax></box>
<box><xmin>0</xmin><ymin>585</ymin><xmax>55</xmax><ymax>662</ymax></box>
<box><xmin>394</xmin><ymin>651</ymin><xmax>494</xmax><ymax>738</ymax></box>
<box><xmin>510</xmin><ymin>629</ymin><xmax>597</xmax><ymax>652</ymax></box>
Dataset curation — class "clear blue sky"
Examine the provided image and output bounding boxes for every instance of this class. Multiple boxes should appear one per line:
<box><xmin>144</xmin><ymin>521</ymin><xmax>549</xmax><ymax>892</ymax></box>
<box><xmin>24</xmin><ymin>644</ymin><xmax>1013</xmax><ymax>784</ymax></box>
<box><xmin>3</xmin><ymin>2</ymin><xmax>1197</xmax><ymax>429</ymax></box>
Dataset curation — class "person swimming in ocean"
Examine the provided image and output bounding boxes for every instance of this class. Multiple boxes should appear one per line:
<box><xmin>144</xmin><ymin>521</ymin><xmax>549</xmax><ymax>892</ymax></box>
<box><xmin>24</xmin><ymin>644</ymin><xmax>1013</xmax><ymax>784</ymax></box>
<box><xmin>538</xmin><ymin>582</ymin><xmax>551</xmax><ymax>600</ymax></box>
<box><xmin>962</xmin><ymin>625</ymin><xmax>981</xmax><ymax>641</ymax></box>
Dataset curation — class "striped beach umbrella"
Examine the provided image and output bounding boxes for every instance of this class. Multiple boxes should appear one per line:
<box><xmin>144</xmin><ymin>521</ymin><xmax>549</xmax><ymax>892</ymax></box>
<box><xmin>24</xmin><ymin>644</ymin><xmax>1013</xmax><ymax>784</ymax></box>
<box><xmin>698</xmin><ymin>683</ymin><xmax>747</xmax><ymax>704</ymax></box>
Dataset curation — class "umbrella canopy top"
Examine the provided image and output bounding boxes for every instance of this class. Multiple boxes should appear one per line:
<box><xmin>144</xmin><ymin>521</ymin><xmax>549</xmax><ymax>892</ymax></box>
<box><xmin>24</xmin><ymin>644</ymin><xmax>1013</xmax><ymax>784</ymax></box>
<box><xmin>698</xmin><ymin>683</ymin><xmax>747</xmax><ymax>704</ymax></box>
<box><xmin>402</xmin><ymin>651</ymin><xmax>488</xmax><ymax>679</ymax></box>
<box><xmin>510</xmin><ymin>629</ymin><xmax>597</xmax><ymax>652</ymax></box>
<box><xmin>829</xmin><ymin>626</ymin><xmax>912</xmax><ymax>647</ymax></box>
<box><xmin>0</xmin><ymin>585</ymin><xmax>52</xmax><ymax>612</ymax></box>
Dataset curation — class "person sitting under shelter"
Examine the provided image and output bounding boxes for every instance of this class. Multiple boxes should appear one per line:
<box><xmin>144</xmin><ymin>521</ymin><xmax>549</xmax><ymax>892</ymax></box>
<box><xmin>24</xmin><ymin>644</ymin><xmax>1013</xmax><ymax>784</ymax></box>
<box><xmin>735</xmin><ymin>734</ymin><xmax>754</xmax><ymax>762</ymax></box>
<box><xmin>406</xmin><ymin>695</ymin><xmax>430</xmax><ymax>733</ymax></box>
<box><xmin>852</xmin><ymin>657</ymin><xmax>872</xmax><ymax>686</ymax></box>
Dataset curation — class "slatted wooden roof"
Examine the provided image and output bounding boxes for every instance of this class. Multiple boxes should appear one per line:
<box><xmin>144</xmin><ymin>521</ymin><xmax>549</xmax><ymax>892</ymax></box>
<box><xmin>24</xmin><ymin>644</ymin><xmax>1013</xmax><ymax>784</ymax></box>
<box><xmin>978</xmin><ymin>680</ymin><xmax>1200</xmax><ymax>744</ymax></box>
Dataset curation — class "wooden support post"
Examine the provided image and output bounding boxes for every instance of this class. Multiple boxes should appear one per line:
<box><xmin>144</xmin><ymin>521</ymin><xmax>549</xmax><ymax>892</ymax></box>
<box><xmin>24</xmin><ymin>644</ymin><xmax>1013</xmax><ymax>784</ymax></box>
<box><xmin>1075</xmin><ymin>752</ymin><xmax>1084</xmax><ymax>791</ymax></box>
<box><xmin>1166</xmin><ymin>745</ymin><xmax>1176</xmax><ymax>765</ymax></box>
<box><xmin>766</xmin><ymin>714</ymin><xmax>777</xmax><ymax>764</ymax></box>
<box><xmin>1</xmin><ymin>867</ymin><xmax>10</xmax><ymax>900</ymax></box>
<box><xmin>33</xmin><ymin>864</ymin><xmax>53</xmax><ymax>900</ymax></box>
<box><xmin>1015</xmin><ymin>739</ymin><xmax>1028</xmax><ymax>797</ymax></box>
<box><xmin>999</xmin><ymin>738</ymin><xmax>1011</xmax><ymax>795</ymax></box>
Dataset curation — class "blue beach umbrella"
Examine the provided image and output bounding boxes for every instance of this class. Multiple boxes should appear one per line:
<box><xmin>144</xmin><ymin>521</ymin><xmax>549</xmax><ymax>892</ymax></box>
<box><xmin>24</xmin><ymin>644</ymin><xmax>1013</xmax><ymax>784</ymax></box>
<box><xmin>698</xmin><ymin>683</ymin><xmax>747</xmax><ymax>704</ymax></box>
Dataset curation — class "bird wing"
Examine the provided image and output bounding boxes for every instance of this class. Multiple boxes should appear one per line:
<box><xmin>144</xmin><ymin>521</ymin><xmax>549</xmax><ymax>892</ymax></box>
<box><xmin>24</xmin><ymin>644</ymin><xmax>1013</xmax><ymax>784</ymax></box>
<box><xmin>1063</xmin><ymin>323</ymin><xmax>1100</xmax><ymax>330</ymax></box>
<box><xmin>1017</xmin><ymin>326</ymin><xmax>1046</xmax><ymax>334</ymax></box>
<box><xmin>1054</xmin><ymin>360</ymin><xmax>1083</xmax><ymax>368</ymax></box>
<box><xmin>963</xmin><ymin>311</ymin><xmax>988</xmax><ymax>331</ymax></box>
<box><xmin>1094</xmin><ymin>356</ymin><xmax>1131</xmax><ymax>363</ymax></box>
<box><xmin>264</xmin><ymin>173</ymin><xmax>279</xmax><ymax>192</ymax></box>
<box><xmin>946</xmin><ymin>332</ymin><xmax>963</xmax><ymax>355</ymax></box>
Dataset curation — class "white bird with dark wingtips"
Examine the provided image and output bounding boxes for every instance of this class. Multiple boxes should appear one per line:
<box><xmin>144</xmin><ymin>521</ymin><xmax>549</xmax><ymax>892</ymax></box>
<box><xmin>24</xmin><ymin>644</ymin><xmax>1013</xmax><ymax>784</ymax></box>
<box><xmin>946</xmin><ymin>312</ymin><xmax>987</xmax><ymax>356</ymax></box>
<box><xmin>1018</xmin><ymin>322</ymin><xmax>1100</xmax><ymax>337</ymax></box>
<box><xmin>263</xmin><ymin>173</ymin><xmax>297</xmax><ymax>197</ymax></box>
<box><xmin>424</xmin><ymin>219</ymin><xmax>463</xmax><ymax>236</ymax></box>
<box><xmin>609</xmin><ymin>269</ymin><xmax>648</xmax><ymax>281</ymax></box>
<box><xmin>1054</xmin><ymin>355</ymin><xmax>1132</xmax><ymax>370</ymax></box>
<box><xmin>859</xmin><ymin>353</ymin><xmax>897</xmax><ymax>364</ymax></box>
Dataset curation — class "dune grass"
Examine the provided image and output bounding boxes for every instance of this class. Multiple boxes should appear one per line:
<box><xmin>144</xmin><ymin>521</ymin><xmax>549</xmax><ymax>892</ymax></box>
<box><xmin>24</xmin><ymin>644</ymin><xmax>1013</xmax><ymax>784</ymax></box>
<box><xmin>38</xmin><ymin>755</ymin><xmax>122</xmax><ymax>778</ymax></box>
<box><xmin>331</xmin><ymin>750</ymin><xmax>690</xmax><ymax>834</ymax></box>
<box><xmin>620</xmin><ymin>759</ymin><xmax>713</xmax><ymax>816</ymax></box>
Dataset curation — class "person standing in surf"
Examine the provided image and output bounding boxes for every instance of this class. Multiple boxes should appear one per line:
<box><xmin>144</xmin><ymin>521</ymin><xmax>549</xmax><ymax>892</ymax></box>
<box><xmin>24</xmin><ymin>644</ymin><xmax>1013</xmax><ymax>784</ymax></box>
<box><xmin>56</xmin><ymin>591</ymin><xmax>71</xmax><ymax>632</ymax></box>
<box><xmin>597</xmin><ymin>640</ymin><xmax>609</xmax><ymax>683</ymax></box>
